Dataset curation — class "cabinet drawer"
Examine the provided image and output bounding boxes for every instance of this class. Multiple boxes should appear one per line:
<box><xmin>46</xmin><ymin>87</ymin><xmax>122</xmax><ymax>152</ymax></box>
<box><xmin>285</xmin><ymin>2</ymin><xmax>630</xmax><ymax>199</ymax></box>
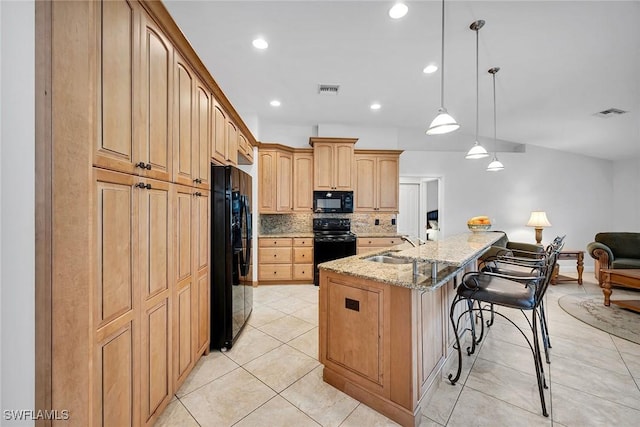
<box><xmin>357</xmin><ymin>246</ymin><xmax>389</xmax><ymax>255</ymax></box>
<box><xmin>259</xmin><ymin>238</ymin><xmax>293</xmax><ymax>247</ymax></box>
<box><xmin>293</xmin><ymin>247</ymin><xmax>313</xmax><ymax>264</ymax></box>
<box><xmin>259</xmin><ymin>247</ymin><xmax>292</xmax><ymax>263</ymax></box>
<box><xmin>258</xmin><ymin>264</ymin><xmax>292</xmax><ymax>281</ymax></box>
<box><xmin>357</xmin><ymin>237</ymin><xmax>401</xmax><ymax>247</ymax></box>
<box><xmin>293</xmin><ymin>237</ymin><xmax>313</xmax><ymax>247</ymax></box>
<box><xmin>293</xmin><ymin>264</ymin><xmax>314</xmax><ymax>280</ymax></box>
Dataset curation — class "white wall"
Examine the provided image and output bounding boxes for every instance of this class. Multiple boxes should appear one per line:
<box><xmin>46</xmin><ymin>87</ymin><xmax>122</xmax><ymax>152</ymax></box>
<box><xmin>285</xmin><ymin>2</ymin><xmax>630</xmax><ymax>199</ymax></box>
<box><xmin>401</xmin><ymin>145</ymin><xmax>615</xmax><ymax>272</ymax></box>
<box><xmin>612</xmin><ymin>157</ymin><xmax>640</xmax><ymax>231</ymax></box>
<box><xmin>1</xmin><ymin>0</ymin><xmax>35</xmax><ymax>423</ymax></box>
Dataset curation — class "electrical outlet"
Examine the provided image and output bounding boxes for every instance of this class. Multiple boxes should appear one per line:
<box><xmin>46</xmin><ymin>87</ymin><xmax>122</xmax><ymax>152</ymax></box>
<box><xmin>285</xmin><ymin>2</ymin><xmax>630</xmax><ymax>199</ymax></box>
<box><xmin>391</xmin><ymin>218</ymin><xmax>396</xmax><ymax>225</ymax></box>
<box><xmin>375</xmin><ymin>219</ymin><xmax>380</xmax><ymax>226</ymax></box>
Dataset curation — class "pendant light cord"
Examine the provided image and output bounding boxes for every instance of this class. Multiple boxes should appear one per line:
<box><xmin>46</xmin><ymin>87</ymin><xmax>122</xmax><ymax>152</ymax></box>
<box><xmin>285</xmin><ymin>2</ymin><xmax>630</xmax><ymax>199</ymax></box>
<box><xmin>440</xmin><ymin>0</ymin><xmax>445</xmax><ymax>108</ymax></box>
<box><xmin>492</xmin><ymin>70</ymin><xmax>497</xmax><ymax>152</ymax></box>
<box><xmin>475</xmin><ymin>25</ymin><xmax>479</xmax><ymax>141</ymax></box>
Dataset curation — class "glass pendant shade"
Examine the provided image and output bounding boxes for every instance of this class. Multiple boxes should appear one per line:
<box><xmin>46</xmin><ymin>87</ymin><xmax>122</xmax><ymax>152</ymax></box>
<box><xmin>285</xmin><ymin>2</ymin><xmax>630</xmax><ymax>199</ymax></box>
<box><xmin>426</xmin><ymin>108</ymin><xmax>460</xmax><ymax>135</ymax></box>
<box><xmin>486</xmin><ymin>156</ymin><xmax>504</xmax><ymax>171</ymax></box>
<box><xmin>466</xmin><ymin>142</ymin><xmax>489</xmax><ymax>159</ymax></box>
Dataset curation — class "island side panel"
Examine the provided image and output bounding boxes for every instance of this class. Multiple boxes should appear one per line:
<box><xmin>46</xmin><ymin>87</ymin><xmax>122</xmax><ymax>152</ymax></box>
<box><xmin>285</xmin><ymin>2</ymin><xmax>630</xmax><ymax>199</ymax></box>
<box><xmin>319</xmin><ymin>269</ymin><xmax>420</xmax><ymax>427</ymax></box>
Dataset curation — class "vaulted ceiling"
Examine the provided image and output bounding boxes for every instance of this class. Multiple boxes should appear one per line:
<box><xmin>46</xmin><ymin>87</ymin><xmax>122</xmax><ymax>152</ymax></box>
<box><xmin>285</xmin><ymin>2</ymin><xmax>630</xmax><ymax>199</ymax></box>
<box><xmin>165</xmin><ymin>0</ymin><xmax>640</xmax><ymax>161</ymax></box>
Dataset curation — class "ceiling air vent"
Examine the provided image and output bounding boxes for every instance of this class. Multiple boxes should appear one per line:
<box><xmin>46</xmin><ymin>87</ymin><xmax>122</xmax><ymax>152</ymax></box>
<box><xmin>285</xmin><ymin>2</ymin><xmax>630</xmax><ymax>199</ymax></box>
<box><xmin>318</xmin><ymin>84</ymin><xmax>340</xmax><ymax>95</ymax></box>
<box><xmin>594</xmin><ymin>108</ymin><xmax>628</xmax><ymax>118</ymax></box>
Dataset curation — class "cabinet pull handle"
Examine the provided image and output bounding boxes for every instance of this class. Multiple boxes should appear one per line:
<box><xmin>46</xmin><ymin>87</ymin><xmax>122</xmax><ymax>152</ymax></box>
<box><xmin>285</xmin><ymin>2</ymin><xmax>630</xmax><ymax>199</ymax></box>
<box><xmin>194</xmin><ymin>192</ymin><xmax>202</xmax><ymax>197</ymax></box>
<box><xmin>136</xmin><ymin>162</ymin><xmax>152</xmax><ymax>170</ymax></box>
<box><xmin>194</xmin><ymin>178</ymin><xmax>202</xmax><ymax>184</ymax></box>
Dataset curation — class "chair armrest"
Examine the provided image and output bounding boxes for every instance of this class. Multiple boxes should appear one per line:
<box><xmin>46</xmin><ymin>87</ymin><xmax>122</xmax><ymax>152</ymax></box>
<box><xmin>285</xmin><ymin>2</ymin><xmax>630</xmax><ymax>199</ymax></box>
<box><xmin>479</xmin><ymin>246</ymin><xmax>510</xmax><ymax>261</ymax></box>
<box><xmin>587</xmin><ymin>242</ymin><xmax>614</xmax><ymax>263</ymax></box>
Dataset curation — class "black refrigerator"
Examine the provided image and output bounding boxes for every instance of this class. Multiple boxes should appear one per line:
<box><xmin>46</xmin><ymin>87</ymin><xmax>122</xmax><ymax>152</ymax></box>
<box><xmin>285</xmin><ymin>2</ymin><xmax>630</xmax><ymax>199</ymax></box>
<box><xmin>211</xmin><ymin>165</ymin><xmax>252</xmax><ymax>350</ymax></box>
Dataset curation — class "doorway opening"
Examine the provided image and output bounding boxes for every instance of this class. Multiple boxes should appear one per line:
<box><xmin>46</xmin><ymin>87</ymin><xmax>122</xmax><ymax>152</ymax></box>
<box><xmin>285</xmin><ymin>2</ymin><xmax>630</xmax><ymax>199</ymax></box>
<box><xmin>397</xmin><ymin>177</ymin><xmax>443</xmax><ymax>242</ymax></box>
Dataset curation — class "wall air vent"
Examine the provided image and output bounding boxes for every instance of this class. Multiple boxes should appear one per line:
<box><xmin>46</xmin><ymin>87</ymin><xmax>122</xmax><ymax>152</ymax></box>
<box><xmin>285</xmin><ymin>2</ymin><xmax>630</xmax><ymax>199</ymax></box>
<box><xmin>318</xmin><ymin>84</ymin><xmax>340</xmax><ymax>95</ymax></box>
<box><xmin>594</xmin><ymin>108</ymin><xmax>628</xmax><ymax>118</ymax></box>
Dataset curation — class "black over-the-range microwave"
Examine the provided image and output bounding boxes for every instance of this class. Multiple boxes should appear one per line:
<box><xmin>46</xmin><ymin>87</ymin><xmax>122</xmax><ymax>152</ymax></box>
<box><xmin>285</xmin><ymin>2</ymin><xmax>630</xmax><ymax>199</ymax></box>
<box><xmin>313</xmin><ymin>191</ymin><xmax>354</xmax><ymax>213</ymax></box>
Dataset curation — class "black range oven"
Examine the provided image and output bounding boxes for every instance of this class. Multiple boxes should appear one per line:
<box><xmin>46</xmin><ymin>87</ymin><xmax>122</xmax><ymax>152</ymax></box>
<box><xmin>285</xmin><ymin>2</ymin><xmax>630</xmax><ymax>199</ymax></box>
<box><xmin>313</xmin><ymin>218</ymin><xmax>357</xmax><ymax>285</ymax></box>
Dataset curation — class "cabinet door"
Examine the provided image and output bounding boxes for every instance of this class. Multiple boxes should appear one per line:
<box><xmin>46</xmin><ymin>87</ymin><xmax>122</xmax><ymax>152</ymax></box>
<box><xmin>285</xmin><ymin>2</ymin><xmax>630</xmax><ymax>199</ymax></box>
<box><xmin>140</xmin><ymin>13</ymin><xmax>172</xmax><ymax>182</ymax></box>
<box><xmin>173</xmin><ymin>185</ymin><xmax>194</xmax><ymax>388</ymax></box>
<box><xmin>193</xmin><ymin>190</ymin><xmax>210</xmax><ymax>355</ymax></box>
<box><xmin>95</xmin><ymin>0</ymin><xmax>138</xmax><ymax>175</ymax></box>
<box><xmin>138</xmin><ymin>178</ymin><xmax>172</xmax><ymax>424</ymax></box>
<box><xmin>226</xmin><ymin>120</ymin><xmax>238</xmax><ymax>165</ymax></box>
<box><xmin>417</xmin><ymin>288</ymin><xmax>445</xmax><ymax>391</ymax></box>
<box><xmin>258</xmin><ymin>150</ymin><xmax>277</xmax><ymax>213</ymax></box>
<box><xmin>293</xmin><ymin>152</ymin><xmax>313</xmax><ymax>212</ymax></box>
<box><xmin>313</xmin><ymin>143</ymin><xmax>334</xmax><ymax>190</ymax></box>
<box><xmin>173</xmin><ymin>55</ymin><xmax>194</xmax><ymax>186</ymax></box>
<box><xmin>93</xmin><ymin>168</ymin><xmax>138</xmax><ymax>427</ymax></box>
<box><xmin>211</xmin><ymin>102</ymin><xmax>227</xmax><ymax>164</ymax></box>
<box><xmin>276</xmin><ymin>151</ymin><xmax>293</xmax><ymax>212</ymax></box>
<box><xmin>377</xmin><ymin>156</ymin><xmax>399</xmax><ymax>212</ymax></box>
<box><xmin>193</xmin><ymin>81</ymin><xmax>210</xmax><ymax>188</ymax></box>
<box><xmin>354</xmin><ymin>156</ymin><xmax>376</xmax><ymax>211</ymax></box>
<box><xmin>334</xmin><ymin>143</ymin><xmax>354</xmax><ymax>190</ymax></box>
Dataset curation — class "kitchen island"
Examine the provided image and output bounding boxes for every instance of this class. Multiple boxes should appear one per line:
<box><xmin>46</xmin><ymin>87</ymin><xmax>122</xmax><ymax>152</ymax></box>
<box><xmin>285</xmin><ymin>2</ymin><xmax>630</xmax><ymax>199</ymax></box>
<box><xmin>318</xmin><ymin>232</ymin><xmax>503</xmax><ymax>427</ymax></box>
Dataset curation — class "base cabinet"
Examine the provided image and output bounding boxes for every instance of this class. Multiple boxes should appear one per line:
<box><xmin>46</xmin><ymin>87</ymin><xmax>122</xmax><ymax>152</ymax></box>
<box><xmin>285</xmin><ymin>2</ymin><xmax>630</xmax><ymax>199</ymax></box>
<box><xmin>258</xmin><ymin>237</ymin><xmax>314</xmax><ymax>283</ymax></box>
<box><xmin>356</xmin><ymin>236</ymin><xmax>402</xmax><ymax>255</ymax></box>
<box><xmin>319</xmin><ymin>270</ymin><xmax>458</xmax><ymax>427</ymax></box>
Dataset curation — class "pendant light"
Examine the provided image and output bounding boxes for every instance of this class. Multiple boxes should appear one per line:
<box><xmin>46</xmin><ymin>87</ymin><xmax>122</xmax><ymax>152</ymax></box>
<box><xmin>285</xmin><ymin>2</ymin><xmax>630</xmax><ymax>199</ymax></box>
<box><xmin>465</xmin><ymin>20</ymin><xmax>489</xmax><ymax>159</ymax></box>
<box><xmin>426</xmin><ymin>0</ymin><xmax>459</xmax><ymax>135</ymax></box>
<box><xmin>486</xmin><ymin>67</ymin><xmax>505</xmax><ymax>172</ymax></box>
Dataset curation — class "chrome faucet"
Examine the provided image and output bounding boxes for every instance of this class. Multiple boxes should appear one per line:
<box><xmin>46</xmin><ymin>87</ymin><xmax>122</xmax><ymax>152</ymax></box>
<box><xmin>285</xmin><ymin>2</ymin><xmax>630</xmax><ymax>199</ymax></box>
<box><xmin>401</xmin><ymin>235</ymin><xmax>426</xmax><ymax>247</ymax></box>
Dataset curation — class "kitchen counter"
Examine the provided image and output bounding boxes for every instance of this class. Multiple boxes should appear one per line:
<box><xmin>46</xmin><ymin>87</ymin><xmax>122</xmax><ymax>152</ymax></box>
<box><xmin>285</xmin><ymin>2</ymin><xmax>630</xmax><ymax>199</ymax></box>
<box><xmin>319</xmin><ymin>232</ymin><xmax>503</xmax><ymax>291</ymax></box>
<box><xmin>258</xmin><ymin>232</ymin><xmax>314</xmax><ymax>238</ymax></box>
<box><xmin>318</xmin><ymin>231</ymin><xmax>502</xmax><ymax>426</ymax></box>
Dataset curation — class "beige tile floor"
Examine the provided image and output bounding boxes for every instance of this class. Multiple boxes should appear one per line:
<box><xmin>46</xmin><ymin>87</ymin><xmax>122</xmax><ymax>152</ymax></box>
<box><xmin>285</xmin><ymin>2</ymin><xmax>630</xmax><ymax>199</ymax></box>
<box><xmin>156</xmin><ymin>272</ymin><xmax>640</xmax><ymax>426</ymax></box>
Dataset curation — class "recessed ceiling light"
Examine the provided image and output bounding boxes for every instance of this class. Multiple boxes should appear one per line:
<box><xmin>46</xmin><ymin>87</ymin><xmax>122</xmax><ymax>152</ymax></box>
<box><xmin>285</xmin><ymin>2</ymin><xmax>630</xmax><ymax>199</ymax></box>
<box><xmin>423</xmin><ymin>64</ymin><xmax>438</xmax><ymax>74</ymax></box>
<box><xmin>370</xmin><ymin>103</ymin><xmax>381</xmax><ymax>110</ymax></box>
<box><xmin>270</xmin><ymin>100</ymin><xmax>281</xmax><ymax>107</ymax></box>
<box><xmin>252</xmin><ymin>38</ymin><xmax>268</xmax><ymax>49</ymax></box>
<box><xmin>389</xmin><ymin>2</ymin><xmax>408</xmax><ymax>19</ymax></box>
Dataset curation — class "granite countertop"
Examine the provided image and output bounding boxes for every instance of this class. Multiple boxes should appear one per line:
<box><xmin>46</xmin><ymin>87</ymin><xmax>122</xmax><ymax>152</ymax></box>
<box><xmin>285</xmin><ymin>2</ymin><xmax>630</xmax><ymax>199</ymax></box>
<box><xmin>318</xmin><ymin>232</ymin><xmax>503</xmax><ymax>291</ymax></box>
<box><xmin>258</xmin><ymin>232</ymin><xmax>314</xmax><ymax>238</ymax></box>
<box><xmin>354</xmin><ymin>232</ymin><xmax>403</xmax><ymax>238</ymax></box>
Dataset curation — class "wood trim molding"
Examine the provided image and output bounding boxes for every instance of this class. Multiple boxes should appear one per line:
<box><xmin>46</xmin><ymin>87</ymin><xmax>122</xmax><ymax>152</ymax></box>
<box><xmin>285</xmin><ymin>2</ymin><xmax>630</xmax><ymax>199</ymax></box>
<box><xmin>309</xmin><ymin>137</ymin><xmax>359</xmax><ymax>147</ymax></box>
<box><xmin>257</xmin><ymin>142</ymin><xmax>314</xmax><ymax>154</ymax></box>
<box><xmin>355</xmin><ymin>149</ymin><xmax>404</xmax><ymax>155</ymax></box>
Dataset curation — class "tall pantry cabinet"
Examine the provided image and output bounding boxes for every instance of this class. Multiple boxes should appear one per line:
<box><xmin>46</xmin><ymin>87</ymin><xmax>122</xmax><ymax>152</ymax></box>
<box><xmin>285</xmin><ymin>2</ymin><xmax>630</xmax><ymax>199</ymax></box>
<box><xmin>36</xmin><ymin>1</ymin><xmax>255</xmax><ymax>426</ymax></box>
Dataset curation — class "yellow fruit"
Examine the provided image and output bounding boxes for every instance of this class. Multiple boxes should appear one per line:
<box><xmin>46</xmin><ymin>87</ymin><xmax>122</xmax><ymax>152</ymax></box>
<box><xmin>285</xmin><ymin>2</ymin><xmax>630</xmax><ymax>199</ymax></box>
<box><xmin>467</xmin><ymin>215</ymin><xmax>491</xmax><ymax>225</ymax></box>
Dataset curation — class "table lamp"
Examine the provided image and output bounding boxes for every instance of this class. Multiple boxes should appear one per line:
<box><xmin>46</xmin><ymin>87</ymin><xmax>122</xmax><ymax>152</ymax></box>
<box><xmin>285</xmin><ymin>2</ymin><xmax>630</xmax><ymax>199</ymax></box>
<box><xmin>526</xmin><ymin>211</ymin><xmax>551</xmax><ymax>244</ymax></box>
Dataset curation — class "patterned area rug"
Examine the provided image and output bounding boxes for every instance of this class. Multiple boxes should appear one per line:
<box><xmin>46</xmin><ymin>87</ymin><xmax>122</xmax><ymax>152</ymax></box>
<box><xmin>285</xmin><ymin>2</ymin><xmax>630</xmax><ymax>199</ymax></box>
<box><xmin>558</xmin><ymin>294</ymin><xmax>640</xmax><ymax>345</ymax></box>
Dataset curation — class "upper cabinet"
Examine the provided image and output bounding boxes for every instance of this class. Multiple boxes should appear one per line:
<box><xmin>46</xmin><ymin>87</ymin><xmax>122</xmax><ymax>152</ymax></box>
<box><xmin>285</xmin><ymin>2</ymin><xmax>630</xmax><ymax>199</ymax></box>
<box><xmin>259</xmin><ymin>145</ymin><xmax>314</xmax><ymax>214</ymax></box>
<box><xmin>173</xmin><ymin>52</ymin><xmax>195</xmax><ymax>186</ymax></box>
<box><xmin>309</xmin><ymin>137</ymin><xmax>357</xmax><ymax>191</ymax></box>
<box><xmin>238</xmin><ymin>131</ymin><xmax>254</xmax><ymax>164</ymax></box>
<box><xmin>193</xmin><ymin>79</ymin><xmax>211</xmax><ymax>188</ymax></box>
<box><xmin>354</xmin><ymin>150</ymin><xmax>402</xmax><ymax>213</ymax></box>
<box><xmin>211</xmin><ymin>101</ymin><xmax>241</xmax><ymax>166</ymax></box>
<box><xmin>293</xmin><ymin>150</ymin><xmax>314</xmax><ymax>212</ymax></box>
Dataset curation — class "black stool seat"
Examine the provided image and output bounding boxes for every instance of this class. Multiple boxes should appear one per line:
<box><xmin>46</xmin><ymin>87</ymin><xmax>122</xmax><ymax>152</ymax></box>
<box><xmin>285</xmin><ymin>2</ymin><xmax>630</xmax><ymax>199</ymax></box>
<box><xmin>459</xmin><ymin>273</ymin><xmax>537</xmax><ymax>309</ymax></box>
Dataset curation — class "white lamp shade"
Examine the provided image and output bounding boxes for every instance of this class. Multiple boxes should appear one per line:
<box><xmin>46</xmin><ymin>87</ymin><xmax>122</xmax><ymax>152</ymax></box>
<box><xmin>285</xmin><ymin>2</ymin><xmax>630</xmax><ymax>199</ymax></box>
<box><xmin>486</xmin><ymin>158</ymin><xmax>504</xmax><ymax>171</ymax></box>
<box><xmin>526</xmin><ymin>211</ymin><xmax>552</xmax><ymax>227</ymax></box>
<box><xmin>426</xmin><ymin>109</ymin><xmax>460</xmax><ymax>135</ymax></box>
<box><xmin>466</xmin><ymin>143</ymin><xmax>489</xmax><ymax>159</ymax></box>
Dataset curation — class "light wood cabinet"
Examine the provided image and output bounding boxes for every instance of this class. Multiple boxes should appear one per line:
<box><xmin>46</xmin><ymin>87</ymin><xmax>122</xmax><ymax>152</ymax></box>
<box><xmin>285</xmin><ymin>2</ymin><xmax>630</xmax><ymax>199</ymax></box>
<box><xmin>293</xmin><ymin>150</ymin><xmax>314</xmax><ymax>212</ymax></box>
<box><xmin>258</xmin><ymin>148</ymin><xmax>293</xmax><ymax>213</ymax></box>
<box><xmin>193</xmin><ymin>79</ymin><xmax>211</xmax><ymax>189</ymax></box>
<box><xmin>238</xmin><ymin>131</ymin><xmax>254</xmax><ymax>164</ymax></box>
<box><xmin>356</xmin><ymin>236</ymin><xmax>402</xmax><ymax>255</ymax></box>
<box><xmin>226</xmin><ymin>120</ymin><xmax>238</xmax><ymax>165</ymax></box>
<box><xmin>258</xmin><ymin>237</ymin><xmax>314</xmax><ymax>283</ymax></box>
<box><xmin>212</xmin><ymin>102</ymin><xmax>227</xmax><ymax>165</ymax></box>
<box><xmin>40</xmin><ymin>1</ymin><xmax>257</xmax><ymax>425</ymax></box>
<box><xmin>140</xmin><ymin>11</ymin><xmax>173</xmax><ymax>182</ymax></box>
<box><xmin>309</xmin><ymin>137</ymin><xmax>357</xmax><ymax>191</ymax></box>
<box><xmin>354</xmin><ymin>150</ymin><xmax>401</xmax><ymax>213</ymax></box>
<box><xmin>173</xmin><ymin>53</ymin><xmax>195</xmax><ymax>187</ymax></box>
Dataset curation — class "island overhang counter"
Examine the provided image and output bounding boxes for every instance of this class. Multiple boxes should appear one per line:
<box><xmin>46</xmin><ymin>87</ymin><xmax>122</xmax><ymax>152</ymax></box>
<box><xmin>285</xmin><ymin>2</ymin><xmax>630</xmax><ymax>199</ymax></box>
<box><xmin>318</xmin><ymin>232</ymin><xmax>503</xmax><ymax>427</ymax></box>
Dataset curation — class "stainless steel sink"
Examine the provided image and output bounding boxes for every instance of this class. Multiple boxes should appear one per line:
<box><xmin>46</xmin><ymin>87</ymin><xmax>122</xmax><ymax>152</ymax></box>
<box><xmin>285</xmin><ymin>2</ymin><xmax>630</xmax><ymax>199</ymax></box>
<box><xmin>364</xmin><ymin>255</ymin><xmax>412</xmax><ymax>264</ymax></box>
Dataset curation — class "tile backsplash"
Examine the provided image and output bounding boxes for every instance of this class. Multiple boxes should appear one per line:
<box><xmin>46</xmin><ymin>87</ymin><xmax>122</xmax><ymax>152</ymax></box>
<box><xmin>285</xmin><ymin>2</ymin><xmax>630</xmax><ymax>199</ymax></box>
<box><xmin>259</xmin><ymin>213</ymin><xmax>397</xmax><ymax>235</ymax></box>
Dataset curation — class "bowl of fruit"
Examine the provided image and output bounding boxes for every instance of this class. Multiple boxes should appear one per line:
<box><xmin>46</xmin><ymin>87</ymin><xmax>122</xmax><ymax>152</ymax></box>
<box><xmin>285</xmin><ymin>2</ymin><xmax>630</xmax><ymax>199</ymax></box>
<box><xmin>467</xmin><ymin>216</ymin><xmax>492</xmax><ymax>232</ymax></box>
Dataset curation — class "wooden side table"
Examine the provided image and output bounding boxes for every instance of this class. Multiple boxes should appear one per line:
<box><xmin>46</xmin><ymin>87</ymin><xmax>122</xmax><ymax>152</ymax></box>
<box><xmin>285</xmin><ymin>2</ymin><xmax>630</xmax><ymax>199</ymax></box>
<box><xmin>551</xmin><ymin>250</ymin><xmax>584</xmax><ymax>285</ymax></box>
